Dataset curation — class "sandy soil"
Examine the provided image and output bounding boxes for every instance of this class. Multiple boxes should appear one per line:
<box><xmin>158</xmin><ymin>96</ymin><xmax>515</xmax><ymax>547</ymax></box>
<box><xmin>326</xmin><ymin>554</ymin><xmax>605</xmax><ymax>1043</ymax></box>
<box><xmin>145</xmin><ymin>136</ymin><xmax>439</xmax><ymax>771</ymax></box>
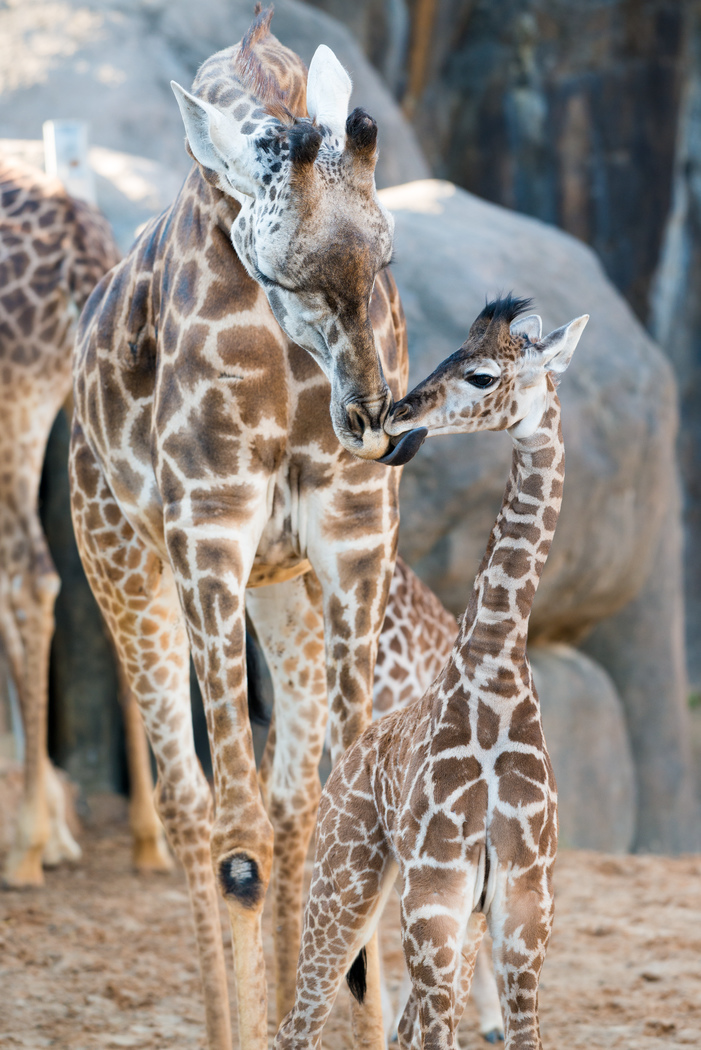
<box><xmin>1</xmin><ymin>808</ymin><xmax>700</xmax><ymax>1050</ymax></box>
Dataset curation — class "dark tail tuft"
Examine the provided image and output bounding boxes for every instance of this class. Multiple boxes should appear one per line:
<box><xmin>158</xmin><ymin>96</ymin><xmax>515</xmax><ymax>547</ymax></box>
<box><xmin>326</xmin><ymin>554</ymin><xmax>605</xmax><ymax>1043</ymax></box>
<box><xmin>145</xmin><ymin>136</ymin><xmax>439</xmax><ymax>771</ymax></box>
<box><xmin>246</xmin><ymin>623</ymin><xmax>271</xmax><ymax>727</ymax></box>
<box><xmin>346</xmin><ymin>947</ymin><xmax>367</xmax><ymax>1004</ymax></box>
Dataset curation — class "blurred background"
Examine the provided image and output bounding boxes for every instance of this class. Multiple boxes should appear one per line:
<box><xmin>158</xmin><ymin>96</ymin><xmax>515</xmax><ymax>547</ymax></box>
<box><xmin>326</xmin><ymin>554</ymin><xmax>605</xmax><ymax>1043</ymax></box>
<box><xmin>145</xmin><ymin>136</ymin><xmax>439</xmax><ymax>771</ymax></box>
<box><xmin>1</xmin><ymin>0</ymin><xmax>700</xmax><ymax>855</ymax></box>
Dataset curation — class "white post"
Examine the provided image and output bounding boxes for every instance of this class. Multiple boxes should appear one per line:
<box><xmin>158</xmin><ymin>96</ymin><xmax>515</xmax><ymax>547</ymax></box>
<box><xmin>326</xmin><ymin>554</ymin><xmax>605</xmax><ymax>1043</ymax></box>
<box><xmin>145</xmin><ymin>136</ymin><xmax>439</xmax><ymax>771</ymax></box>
<box><xmin>42</xmin><ymin>120</ymin><xmax>96</xmax><ymax>204</ymax></box>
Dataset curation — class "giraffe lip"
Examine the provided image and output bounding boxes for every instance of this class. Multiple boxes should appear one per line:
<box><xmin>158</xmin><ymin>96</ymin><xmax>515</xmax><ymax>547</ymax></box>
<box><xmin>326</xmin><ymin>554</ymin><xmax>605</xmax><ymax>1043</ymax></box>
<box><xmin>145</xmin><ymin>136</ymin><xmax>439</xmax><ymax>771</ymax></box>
<box><xmin>376</xmin><ymin>427</ymin><xmax>428</xmax><ymax>466</ymax></box>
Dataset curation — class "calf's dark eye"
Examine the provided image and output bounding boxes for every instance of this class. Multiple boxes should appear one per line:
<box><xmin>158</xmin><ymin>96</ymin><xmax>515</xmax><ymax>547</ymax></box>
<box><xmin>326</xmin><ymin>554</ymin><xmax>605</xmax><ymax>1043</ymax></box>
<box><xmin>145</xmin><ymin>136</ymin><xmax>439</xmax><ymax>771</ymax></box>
<box><xmin>467</xmin><ymin>373</ymin><xmax>496</xmax><ymax>389</ymax></box>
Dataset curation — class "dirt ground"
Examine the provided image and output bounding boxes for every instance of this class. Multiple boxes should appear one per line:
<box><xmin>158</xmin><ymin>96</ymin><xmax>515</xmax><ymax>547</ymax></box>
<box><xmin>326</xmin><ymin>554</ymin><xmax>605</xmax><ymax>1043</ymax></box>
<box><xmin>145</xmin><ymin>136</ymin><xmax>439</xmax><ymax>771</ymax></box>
<box><xmin>1</xmin><ymin>803</ymin><xmax>700</xmax><ymax>1050</ymax></box>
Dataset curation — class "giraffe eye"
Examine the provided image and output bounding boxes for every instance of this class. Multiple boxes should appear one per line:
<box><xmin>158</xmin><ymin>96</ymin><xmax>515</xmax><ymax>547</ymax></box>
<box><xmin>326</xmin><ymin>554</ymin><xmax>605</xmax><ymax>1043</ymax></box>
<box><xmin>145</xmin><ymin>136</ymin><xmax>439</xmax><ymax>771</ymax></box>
<box><xmin>467</xmin><ymin>373</ymin><xmax>497</xmax><ymax>389</ymax></box>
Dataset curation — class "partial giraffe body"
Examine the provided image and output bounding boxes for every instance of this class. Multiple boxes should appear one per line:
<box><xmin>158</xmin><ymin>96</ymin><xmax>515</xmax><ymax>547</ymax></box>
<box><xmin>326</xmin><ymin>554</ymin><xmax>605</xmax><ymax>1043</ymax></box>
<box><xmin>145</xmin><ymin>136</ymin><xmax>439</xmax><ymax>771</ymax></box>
<box><xmin>375</xmin><ymin>558</ymin><xmax>504</xmax><ymax>1044</ymax></box>
<box><xmin>275</xmin><ymin>296</ymin><xmax>588</xmax><ymax>1050</ymax></box>
<box><xmin>69</xmin><ymin>9</ymin><xmax>407</xmax><ymax>1049</ymax></box>
<box><xmin>374</xmin><ymin>556</ymin><xmax>458</xmax><ymax>719</ymax></box>
<box><xmin>0</xmin><ymin>155</ymin><xmax>169</xmax><ymax>887</ymax></box>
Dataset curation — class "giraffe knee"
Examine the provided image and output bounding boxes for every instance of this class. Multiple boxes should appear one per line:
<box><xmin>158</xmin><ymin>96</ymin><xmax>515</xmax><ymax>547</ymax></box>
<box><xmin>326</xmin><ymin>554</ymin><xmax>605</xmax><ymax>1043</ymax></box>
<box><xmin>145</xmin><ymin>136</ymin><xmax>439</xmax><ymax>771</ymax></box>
<box><xmin>213</xmin><ymin>800</ymin><xmax>273</xmax><ymax>907</ymax></box>
<box><xmin>218</xmin><ymin>851</ymin><xmax>265</xmax><ymax>908</ymax></box>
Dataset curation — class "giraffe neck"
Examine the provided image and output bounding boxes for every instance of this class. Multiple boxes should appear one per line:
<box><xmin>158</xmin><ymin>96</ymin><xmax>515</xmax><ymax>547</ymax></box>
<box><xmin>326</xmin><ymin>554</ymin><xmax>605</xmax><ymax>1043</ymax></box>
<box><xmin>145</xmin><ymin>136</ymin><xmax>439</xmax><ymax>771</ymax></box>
<box><xmin>456</xmin><ymin>389</ymin><xmax>564</xmax><ymax>682</ymax></box>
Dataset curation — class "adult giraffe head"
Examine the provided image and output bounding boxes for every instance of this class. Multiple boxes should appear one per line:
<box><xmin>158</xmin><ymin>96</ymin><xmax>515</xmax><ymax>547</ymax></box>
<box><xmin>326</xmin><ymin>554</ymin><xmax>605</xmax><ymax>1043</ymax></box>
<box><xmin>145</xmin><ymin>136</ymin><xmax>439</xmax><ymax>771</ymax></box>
<box><xmin>171</xmin><ymin>9</ymin><xmax>395</xmax><ymax>459</ymax></box>
<box><xmin>385</xmin><ymin>295</ymin><xmax>588</xmax><ymax>450</ymax></box>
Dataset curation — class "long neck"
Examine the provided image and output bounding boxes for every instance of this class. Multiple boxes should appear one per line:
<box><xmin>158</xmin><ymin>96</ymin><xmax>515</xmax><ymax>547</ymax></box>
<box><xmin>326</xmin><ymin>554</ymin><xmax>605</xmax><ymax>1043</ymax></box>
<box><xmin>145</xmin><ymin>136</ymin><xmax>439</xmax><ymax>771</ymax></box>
<box><xmin>457</xmin><ymin>390</ymin><xmax>565</xmax><ymax>676</ymax></box>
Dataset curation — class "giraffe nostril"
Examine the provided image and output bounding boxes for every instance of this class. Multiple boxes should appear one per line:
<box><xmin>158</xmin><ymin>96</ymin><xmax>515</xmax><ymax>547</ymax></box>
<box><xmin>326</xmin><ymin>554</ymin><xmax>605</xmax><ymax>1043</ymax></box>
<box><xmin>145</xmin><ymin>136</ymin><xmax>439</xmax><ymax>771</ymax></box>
<box><xmin>392</xmin><ymin>403</ymin><xmax>412</xmax><ymax>422</ymax></box>
<box><xmin>346</xmin><ymin>403</ymin><xmax>368</xmax><ymax>437</ymax></box>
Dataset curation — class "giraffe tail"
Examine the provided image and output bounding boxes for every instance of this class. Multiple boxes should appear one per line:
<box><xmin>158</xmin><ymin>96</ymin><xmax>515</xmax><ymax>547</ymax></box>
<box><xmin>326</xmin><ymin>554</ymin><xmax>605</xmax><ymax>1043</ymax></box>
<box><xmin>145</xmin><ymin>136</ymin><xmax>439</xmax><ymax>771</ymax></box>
<box><xmin>346</xmin><ymin>946</ymin><xmax>367</xmax><ymax>1003</ymax></box>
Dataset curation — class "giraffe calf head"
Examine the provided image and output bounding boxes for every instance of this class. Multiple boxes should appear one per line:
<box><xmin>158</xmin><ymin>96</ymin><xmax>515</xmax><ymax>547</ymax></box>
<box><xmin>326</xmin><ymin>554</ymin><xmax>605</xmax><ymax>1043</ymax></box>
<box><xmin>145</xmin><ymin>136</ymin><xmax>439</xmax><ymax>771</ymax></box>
<box><xmin>172</xmin><ymin>32</ymin><xmax>396</xmax><ymax>460</ymax></box>
<box><xmin>385</xmin><ymin>295</ymin><xmax>588</xmax><ymax>449</ymax></box>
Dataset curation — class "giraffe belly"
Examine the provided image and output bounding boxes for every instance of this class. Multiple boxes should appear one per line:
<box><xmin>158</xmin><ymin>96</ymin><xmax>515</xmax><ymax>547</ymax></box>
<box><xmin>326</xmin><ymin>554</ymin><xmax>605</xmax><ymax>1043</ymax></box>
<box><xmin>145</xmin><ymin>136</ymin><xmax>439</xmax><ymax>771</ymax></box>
<box><xmin>246</xmin><ymin>472</ymin><xmax>312</xmax><ymax>587</ymax></box>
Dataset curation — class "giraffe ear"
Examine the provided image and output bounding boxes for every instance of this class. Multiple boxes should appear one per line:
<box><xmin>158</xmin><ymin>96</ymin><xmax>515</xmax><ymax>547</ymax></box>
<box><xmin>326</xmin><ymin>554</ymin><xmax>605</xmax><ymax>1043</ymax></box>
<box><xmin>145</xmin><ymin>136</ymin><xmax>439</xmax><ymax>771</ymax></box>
<box><xmin>510</xmin><ymin>314</ymin><xmax>542</xmax><ymax>342</ymax></box>
<box><xmin>306</xmin><ymin>45</ymin><xmax>352</xmax><ymax>144</ymax></box>
<box><xmin>539</xmin><ymin>315</ymin><xmax>589</xmax><ymax>375</ymax></box>
<box><xmin>171</xmin><ymin>81</ymin><xmax>260</xmax><ymax>200</ymax></box>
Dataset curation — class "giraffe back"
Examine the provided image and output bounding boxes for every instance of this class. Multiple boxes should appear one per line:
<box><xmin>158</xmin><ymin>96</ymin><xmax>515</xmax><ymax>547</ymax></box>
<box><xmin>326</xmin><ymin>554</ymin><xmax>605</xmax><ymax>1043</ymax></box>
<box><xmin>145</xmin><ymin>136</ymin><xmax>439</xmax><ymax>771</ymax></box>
<box><xmin>0</xmin><ymin>154</ymin><xmax>120</xmax><ymax>482</ymax></box>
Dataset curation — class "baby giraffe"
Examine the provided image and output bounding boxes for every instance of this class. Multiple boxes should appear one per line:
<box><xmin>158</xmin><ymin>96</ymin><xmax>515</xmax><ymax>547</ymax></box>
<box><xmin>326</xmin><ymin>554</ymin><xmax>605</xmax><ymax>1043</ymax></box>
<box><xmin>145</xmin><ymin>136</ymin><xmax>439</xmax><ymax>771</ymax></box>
<box><xmin>274</xmin><ymin>295</ymin><xmax>588</xmax><ymax>1050</ymax></box>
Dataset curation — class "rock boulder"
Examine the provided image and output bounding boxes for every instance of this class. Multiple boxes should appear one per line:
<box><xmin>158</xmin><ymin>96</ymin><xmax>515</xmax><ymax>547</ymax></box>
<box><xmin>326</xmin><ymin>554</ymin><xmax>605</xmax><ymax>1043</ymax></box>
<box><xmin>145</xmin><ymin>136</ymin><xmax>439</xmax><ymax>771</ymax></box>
<box><xmin>0</xmin><ymin>0</ymin><xmax>429</xmax><ymax>193</ymax></box>
<box><xmin>532</xmin><ymin>645</ymin><xmax>636</xmax><ymax>853</ymax></box>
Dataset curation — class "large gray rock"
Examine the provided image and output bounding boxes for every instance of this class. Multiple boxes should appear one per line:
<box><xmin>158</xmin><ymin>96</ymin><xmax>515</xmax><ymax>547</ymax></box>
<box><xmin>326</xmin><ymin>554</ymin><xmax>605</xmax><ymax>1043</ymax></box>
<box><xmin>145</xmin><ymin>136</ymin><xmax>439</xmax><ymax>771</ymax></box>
<box><xmin>381</xmin><ymin>179</ymin><xmax>699</xmax><ymax>851</ymax></box>
<box><xmin>531</xmin><ymin>645</ymin><xmax>636</xmax><ymax>853</ymax></box>
<box><xmin>0</xmin><ymin>0</ymin><xmax>429</xmax><ymax>192</ymax></box>
<box><xmin>582</xmin><ymin>484</ymin><xmax>700</xmax><ymax>854</ymax></box>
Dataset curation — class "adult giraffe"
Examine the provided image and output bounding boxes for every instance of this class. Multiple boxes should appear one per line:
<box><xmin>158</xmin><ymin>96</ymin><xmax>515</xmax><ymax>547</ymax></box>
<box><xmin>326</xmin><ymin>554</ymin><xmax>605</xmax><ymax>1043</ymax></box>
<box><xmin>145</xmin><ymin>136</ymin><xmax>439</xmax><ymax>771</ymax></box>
<box><xmin>69</xmin><ymin>9</ymin><xmax>412</xmax><ymax>1049</ymax></box>
<box><xmin>0</xmin><ymin>154</ymin><xmax>169</xmax><ymax>886</ymax></box>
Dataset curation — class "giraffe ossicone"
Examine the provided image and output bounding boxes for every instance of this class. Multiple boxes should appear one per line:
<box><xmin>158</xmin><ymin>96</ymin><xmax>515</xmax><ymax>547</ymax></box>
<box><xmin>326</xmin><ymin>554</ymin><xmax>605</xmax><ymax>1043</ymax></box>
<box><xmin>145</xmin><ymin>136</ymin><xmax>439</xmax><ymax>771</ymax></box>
<box><xmin>274</xmin><ymin>296</ymin><xmax>588</xmax><ymax>1050</ymax></box>
<box><xmin>306</xmin><ymin>44</ymin><xmax>353</xmax><ymax>141</ymax></box>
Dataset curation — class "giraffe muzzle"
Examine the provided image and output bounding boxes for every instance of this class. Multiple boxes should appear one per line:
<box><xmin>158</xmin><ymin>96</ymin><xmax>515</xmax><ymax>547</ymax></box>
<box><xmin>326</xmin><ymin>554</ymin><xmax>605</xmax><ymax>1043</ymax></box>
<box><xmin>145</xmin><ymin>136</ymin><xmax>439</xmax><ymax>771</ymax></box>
<box><xmin>341</xmin><ymin>393</ymin><xmax>393</xmax><ymax>459</ymax></box>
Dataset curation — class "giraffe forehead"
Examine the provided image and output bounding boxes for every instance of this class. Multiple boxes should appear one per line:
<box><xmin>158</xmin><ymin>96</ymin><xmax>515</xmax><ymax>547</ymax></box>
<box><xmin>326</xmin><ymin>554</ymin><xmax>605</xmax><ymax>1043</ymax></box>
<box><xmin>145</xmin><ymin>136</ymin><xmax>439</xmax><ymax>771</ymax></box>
<box><xmin>257</xmin><ymin>189</ymin><xmax>391</xmax><ymax>291</ymax></box>
<box><xmin>463</xmin><ymin>330</ymin><xmax>526</xmax><ymax>365</ymax></box>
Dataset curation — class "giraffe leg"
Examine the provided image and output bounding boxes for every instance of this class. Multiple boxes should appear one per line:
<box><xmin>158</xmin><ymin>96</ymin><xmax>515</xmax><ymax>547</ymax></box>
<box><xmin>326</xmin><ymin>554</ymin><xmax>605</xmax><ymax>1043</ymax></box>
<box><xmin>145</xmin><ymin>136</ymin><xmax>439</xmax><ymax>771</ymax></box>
<box><xmin>350</xmin><ymin>932</ymin><xmax>386</xmax><ymax>1049</ymax></box>
<box><xmin>309</xmin><ymin>532</ymin><xmax>399</xmax><ymax>1049</ymax></box>
<box><xmin>1</xmin><ymin>519</ymin><xmax>61</xmax><ymax>887</ymax></box>
<box><xmin>117</xmin><ymin>665</ymin><xmax>172</xmax><ymax>873</ymax></box>
<box><xmin>487</xmin><ymin>867</ymin><xmax>554</xmax><ymax>1050</ymax></box>
<box><xmin>246</xmin><ymin>572</ymin><xmax>328</xmax><ymax>1024</ymax></box>
<box><xmin>399</xmin><ymin>918</ymin><xmax>462</xmax><ymax>1050</ymax></box>
<box><xmin>70</xmin><ymin>430</ymin><xmax>231</xmax><ymax>1050</ymax></box>
<box><xmin>396</xmin><ymin>914</ymin><xmax>485</xmax><ymax>1050</ymax></box>
<box><xmin>162</xmin><ymin>486</ymin><xmax>274</xmax><ymax>1050</ymax></box>
<box><xmin>470</xmin><ymin>936</ymin><xmax>504</xmax><ymax>1043</ymax></box>
<box><xmin>397</xmin><ymin>865</ymin><xmax>477</xmax><ymax>1050</ymax></box>
<box><xmin>391</xmin><ymin>916</ymin><xmax>489</xmax><ymax>1047</ymax></box>
<box><xmin>274</xmin><ymin>846</ymin><xmax>396</xmax><ymax>1050</ymax></box>
<box><xmin>42</xmin><ymin>760</ymin><xmax>81</xmax><ymax>867</ymax></box>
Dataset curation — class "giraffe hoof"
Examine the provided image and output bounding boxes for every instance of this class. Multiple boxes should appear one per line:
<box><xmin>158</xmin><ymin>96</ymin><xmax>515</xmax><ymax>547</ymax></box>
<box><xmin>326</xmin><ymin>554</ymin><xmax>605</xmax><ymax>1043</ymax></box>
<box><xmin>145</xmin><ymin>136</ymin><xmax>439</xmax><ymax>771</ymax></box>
<box><xmin>481</xmin><ymin>1029</ymin><xmax>504</xmax><ymax>1044</ymax></box>
<box><xmin>43</xmin><ymin>827</ymin><xmax>82</xmax><ymax>868</ymax></box>
<box><xmin>377</xmin><ymin>427</ymin><xmax>428</xmax><ymax>465</ymax></box>
<box><xmin>132</xmin><ymin>834</ymin><xmax>173</xmax><ymax>874</ymax></box>
<box><xmin>2</xmin><ymin>847</ymin><xmax>45</xmax><ymax>889</ymax></box>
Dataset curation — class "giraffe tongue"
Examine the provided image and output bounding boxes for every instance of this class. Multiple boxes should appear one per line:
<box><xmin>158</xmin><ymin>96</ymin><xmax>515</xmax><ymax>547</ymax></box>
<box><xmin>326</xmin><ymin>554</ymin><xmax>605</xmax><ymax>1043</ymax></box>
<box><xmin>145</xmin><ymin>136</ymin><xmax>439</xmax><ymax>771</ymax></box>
<box><xmin>376</xmin><ymin>427</ymin><xmax>428</xmax><ymax>466</ymax></box>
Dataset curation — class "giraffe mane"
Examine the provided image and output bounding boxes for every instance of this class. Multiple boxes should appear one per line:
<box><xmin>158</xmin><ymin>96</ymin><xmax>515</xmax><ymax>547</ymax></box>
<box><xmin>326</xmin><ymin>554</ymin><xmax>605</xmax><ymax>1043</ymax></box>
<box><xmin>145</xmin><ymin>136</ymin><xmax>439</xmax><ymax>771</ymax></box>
<box><xmin>234</xmin><ymin>4</ymin><xmax>299</xmax><ymax>126</ymax></box>
<box><xmin>477</xmin><ymin>293</ymin><xmax>534</xmax><ymax>327</ymax></box>
<box><xmin>468</xmin><ymin>293</ymin><xmax>534</xmax><ymax>341</ymax></box>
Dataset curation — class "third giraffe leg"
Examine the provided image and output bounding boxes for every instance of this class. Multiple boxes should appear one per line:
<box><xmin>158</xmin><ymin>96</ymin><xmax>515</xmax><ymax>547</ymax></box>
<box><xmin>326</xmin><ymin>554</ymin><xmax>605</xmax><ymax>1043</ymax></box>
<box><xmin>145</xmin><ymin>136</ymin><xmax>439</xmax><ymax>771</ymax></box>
<box><xmin>246</xmin><ymin>572</ymin><xmax>328</xmax><ymax>1023</ymax></box>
